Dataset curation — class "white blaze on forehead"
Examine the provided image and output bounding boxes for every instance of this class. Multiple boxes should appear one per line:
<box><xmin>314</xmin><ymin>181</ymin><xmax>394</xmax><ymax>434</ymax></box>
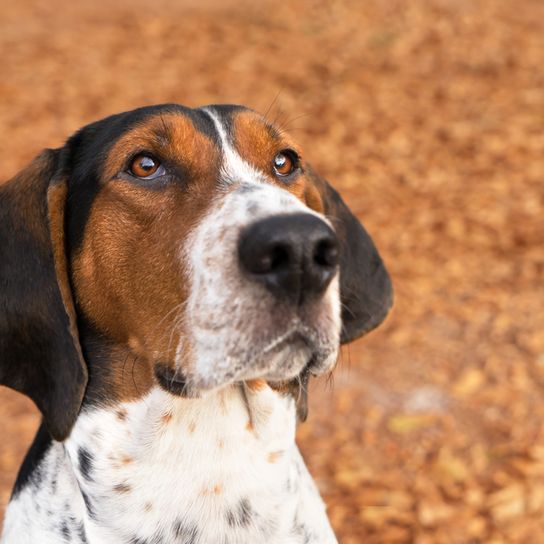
<box><xmin>203</xmin><ymin>107</ymin><xmax>269</xmax><ymax>185</ymax></box>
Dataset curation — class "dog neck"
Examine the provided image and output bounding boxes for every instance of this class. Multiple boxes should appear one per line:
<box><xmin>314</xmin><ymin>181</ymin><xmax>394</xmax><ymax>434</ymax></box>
<box><xmin>68</xmin><ymin>382</ymin><xmax>301</xmax><ymax>538</ymax></box>
<box><xmin>2</xmin><ymin>381</ymin><xmax>339</xmax><ymax>543</ymax></box>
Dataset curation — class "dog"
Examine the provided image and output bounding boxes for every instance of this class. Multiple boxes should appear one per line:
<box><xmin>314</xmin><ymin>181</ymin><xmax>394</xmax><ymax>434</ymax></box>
<box><xmin>0</xmin><ymin>104</ymin><xmax>392</xmax><ymax>543</ymax></box>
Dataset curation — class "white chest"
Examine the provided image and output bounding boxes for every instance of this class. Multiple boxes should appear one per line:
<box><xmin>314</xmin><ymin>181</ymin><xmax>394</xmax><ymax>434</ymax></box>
<box><xmin>2</xmin><ymin>385</ymin><xmax>337</xmax><ymax>543</ymax></box>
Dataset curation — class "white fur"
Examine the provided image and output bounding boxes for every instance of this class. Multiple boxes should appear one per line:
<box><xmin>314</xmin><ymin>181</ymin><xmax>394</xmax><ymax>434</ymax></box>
<box><xmin>3</xmin><ymin>386</ymin><xmax>337</xmax><ymax>543</ymax></box>
<box><xmin>203</xmin><ymin>107</ymin><xmax>269</xmax><ymax>186</ymax></box>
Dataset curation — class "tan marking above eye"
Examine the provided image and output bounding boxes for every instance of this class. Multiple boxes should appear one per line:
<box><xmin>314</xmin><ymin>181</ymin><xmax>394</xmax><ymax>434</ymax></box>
<box><xmin>129</xmin><ymin>153</ymin><xmax>161</xmax><ymax>178</ymax></box>
<box><xmin>273</xmin><ymin>150</ymin><xmax>297</xmax><ymax>177</ymax></box>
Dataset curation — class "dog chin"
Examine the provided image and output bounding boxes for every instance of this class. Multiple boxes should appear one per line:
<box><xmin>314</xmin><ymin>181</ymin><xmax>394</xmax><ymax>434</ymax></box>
<box><xmin>155</xmin><ymin>330</ymin><xmax>338</xmax><ymax>397</ymax></box>
<box><xmin>202</xmin><ymin>341</ymin><xmax>336</xmax><ymax>390</ymax></box>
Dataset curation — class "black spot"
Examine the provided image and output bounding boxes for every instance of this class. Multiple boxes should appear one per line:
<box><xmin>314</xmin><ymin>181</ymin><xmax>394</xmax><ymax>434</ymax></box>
<box><xmin>238</xmin><ymin>185</ymin><xmax>259</xmax><ymax>195</ymax></box>
<box><xmin>81</xmin><ymin>490</ymin><xmax>97</xmax><ymax>520</ymax></box>
<box><xmin>75</xmin><ymin>522</ymin><xmax>89</xmax><ymax>544</ymax></box>
<box><xmin>292</xmin><ymin>521</ymin><xmax>315</xmax><ymax>544</ymax></box>
<box><xmin>173</xmin><ymin>520</ymin><xmax>199</xmax><ymax>543</ymax></box>
<box><xmin>246</xmin><ymin>201</ymin><xmax>261</xmax><ymax>216</ymax></box>
<box><xmin>78</xmin><ymin>448</ymin><xmax>94</xmax><ymax>482</ymax></box>
<box><xmin>129</xmin><ymin>538</ymin><xmax>150</xmax><ymax>544</ymax></box>
<box><xmin>258</xmin><ymin>515</ymin><xmax>278</xmax><ymax>538</ymax></box>
<box><xmin>226</xmin><ymin>498</ymin><xmax>253</xmax><ymax>527</ymax></box>
<box><xmin>60</xmin><ymin>520</ymin><xmax>71</xmax><ymax>540</ymax></box>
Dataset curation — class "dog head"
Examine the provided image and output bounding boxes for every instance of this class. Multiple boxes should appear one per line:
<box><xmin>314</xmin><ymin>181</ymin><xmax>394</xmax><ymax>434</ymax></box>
<box><xmin>0</xmin><ymin>104</ymin><xmax>392</xmax><ymax>439</ymax></box>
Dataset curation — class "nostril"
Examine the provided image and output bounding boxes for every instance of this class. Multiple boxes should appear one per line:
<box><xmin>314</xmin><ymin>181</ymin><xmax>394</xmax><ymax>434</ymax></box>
<box><xmin>253</xmin><ymin>244</ymin><xmax>290</xmax><ymax>274</ymax></box>
<box><xmin>269</xmin><ymin>244</ymin><xmax>290</xmax><ymax>271</ymax></box>
<box><xmin>314</xmin><ymin>238</ymin><xmax>339</xmax><ymax>268</ymax></box>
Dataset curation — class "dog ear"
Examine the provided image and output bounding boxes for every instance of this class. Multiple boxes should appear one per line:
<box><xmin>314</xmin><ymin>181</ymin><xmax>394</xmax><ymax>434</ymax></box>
<box><xmin>307</xmin><ymin>168</ymin><xmax>393</xmax><ymax>344</ymax></box>
<box><xmin>0</xmin><ymin>149</ymin><xmax>87</xmax><ymax>441</ymax></box>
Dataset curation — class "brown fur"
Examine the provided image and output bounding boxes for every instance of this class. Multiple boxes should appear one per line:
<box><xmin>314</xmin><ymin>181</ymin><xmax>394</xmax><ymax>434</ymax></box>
<box><xmin>62</xmin><ymin>110</ymin><xmax>342</xmax><ymax>407</ymax></box>
<box><xmin>231</xmin><ymin>110</ymin><xmax>324</xmax><ymax>212</ymax></box>
<box><xmin>71</xmin><ymin>113</ymin><xmax>222</xmax><ymax>401</ymax></box>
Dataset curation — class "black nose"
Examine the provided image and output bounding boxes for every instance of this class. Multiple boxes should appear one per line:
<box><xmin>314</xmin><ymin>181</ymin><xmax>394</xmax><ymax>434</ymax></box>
<box><xmin>238</xmin><ymin>213</ymin><xmax>339</xmax><ymax>302</ymax></box>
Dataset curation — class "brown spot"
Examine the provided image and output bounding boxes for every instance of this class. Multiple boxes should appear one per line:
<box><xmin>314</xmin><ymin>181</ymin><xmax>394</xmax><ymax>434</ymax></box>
<box><xmin>188</xmin><ymin>421</ymin><xmax>196</xmax><ymax>434</ymax></box>
<box><xmin>200</xmin><ymin>484</ymin><xmax>223</xmax><ymax>496</ymax></box>
<box><xmin>144</xmin><ymin>502</ymin><xmax>153</xmax><ymax>512</ymax></box>
<box><xmin>113</xmin><ymin>482</ymin><xmax>132</xmax><ymax>493</ymax></box>
<box><xmin>120</xmin><ymin>455</ymin><xmax>133</xmax><ymax>465</ymax></box>
<box><xmin>217</xmin><ymin>438</ymin><xmax>225</xmax><ymax>449</ymax></box>
<box><xmin>245</xmin><ymin>420</ymin><xmax>254</xmax><ymax>432</ymax></box>
<box><xmin>161</xmin><ymin>411</ymin><xmax>173</xmax><ymax>424</ymax></box>
<box><xmin>116</xmin><ymin>409</ymin><xmax>127</xmax><ymax>421</ymax></box>
<box><xmin>246</xmin><ymin>379</ymin><xmax>267</xmax><ymax>392</ymax></box>
<box><xmin>267</xmin><ymin>450</ymin><xmax>284</xmax><ymax>463</ymax></box>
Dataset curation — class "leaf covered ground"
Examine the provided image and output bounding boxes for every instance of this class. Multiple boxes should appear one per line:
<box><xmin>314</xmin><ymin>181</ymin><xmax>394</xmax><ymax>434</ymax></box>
<box><xmin>0</xmin><ymin>1</ymin><xmax>543</xmax><ymax>542</ymax></box>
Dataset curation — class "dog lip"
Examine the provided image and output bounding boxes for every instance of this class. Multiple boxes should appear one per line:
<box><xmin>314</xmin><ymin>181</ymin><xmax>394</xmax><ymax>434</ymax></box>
<box><xmin>262</xmin><ymin>329</ymin><xmax>312</xmax><ymax>355</ymax></box>
<box><xmin>154</xmin><ymin>363</ymin><xmax>192</xmax><ymax>397</ymax></box>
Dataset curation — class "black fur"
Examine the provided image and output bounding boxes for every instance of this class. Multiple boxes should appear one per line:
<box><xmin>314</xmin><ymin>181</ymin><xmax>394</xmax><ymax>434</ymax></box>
<box><xmin>81</xmin><ymin>489</ymin><xmax>97</xmax><ymax>520</ymax></box>
<box><xmin>172</xmin><ymin>520</ymin><xmax>199</xmax><ymax>543</ymax></box>
<box><xmin>0</xmin><ymin>150</ymin><xmax>87</xmax><ymax>441</ymax></box>
<box><xmin>11</xmin><ymin>422</ymin><xmax>52</xmax><ymax>498</ymax></box>
<box><xmin>308</xmin><ymin>167</ymin><xmax>393</xmax><ymax>343</ymax></box>
<box><xmin>226</xmin><ymin>497</ymin><xmax>253</xmax><ymax>527</ymax></box>
<box><xmin>77</xmin><ymin>447</ymin><xmax>94</xmax><ymax>482</ymax></box>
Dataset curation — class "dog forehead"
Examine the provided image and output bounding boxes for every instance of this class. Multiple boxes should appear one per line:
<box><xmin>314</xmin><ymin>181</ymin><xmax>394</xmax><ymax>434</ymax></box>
<box><xmin>205</xmin><ymin>106</ymin><xmax>299</xmax><ymax>172</ymax></box>
<box><xmin>69</xmin><ymin>104</ymin><xmax>301</xmax><ymax>188</ymax></box>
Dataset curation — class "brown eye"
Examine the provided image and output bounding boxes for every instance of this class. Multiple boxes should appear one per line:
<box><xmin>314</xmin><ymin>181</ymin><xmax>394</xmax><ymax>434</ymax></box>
<box><xmin>129</xmin><ymin>154</ymin><xmax>164</xmax><ymax>179</ymax></box>
<box><xmin>273</xmin><ymin>150</ymin><xmax>298</xmax><ymax>177</ymax></box>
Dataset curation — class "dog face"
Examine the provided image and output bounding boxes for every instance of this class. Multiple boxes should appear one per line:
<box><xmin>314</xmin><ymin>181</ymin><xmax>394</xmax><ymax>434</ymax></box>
<box><xmin>0</xmin><ymin>104</ymin><xmax>392</xmax><ymax>439</ymax></box>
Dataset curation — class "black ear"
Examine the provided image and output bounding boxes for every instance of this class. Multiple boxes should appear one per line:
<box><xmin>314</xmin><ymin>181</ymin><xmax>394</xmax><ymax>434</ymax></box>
<box><xmin>309</xmin><ymin>169</ymin><xmax>393</xmax><ymax>343</ymax></box>
<box><xmin>0</xmin><ymin>150</ymin><xmax>87</xmax><ymax>440</ymax></box>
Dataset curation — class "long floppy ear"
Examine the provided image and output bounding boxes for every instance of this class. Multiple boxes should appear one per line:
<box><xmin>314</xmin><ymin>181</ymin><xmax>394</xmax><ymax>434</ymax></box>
<box><xmin>0</xmin><ymin>150</ymin><xmax>87</xmax><ymax>440</ymax></box>
<box><xmin>308</xmin><ymin>168</ymin><xmax>393</xmax><ymax>343</ymax></box>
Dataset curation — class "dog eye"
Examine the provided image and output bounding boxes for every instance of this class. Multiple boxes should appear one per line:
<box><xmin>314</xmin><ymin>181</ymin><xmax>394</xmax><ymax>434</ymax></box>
<box><xmin>273</xmin><ymin>150</ymin><xmax>298</xmax><ymax>177</ymax></box>
<box><xmin>129</xmin><ymin>154</ymin><xmax>165</xmax><ymax>179</ymax></box>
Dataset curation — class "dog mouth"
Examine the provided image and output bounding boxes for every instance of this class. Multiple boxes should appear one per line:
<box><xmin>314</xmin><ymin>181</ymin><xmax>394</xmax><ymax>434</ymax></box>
<box><xmin>154</xmin><ymin>329</ymin><xmax>329</xmax><ymax>397</ymax></box>
<box><xmin>154</xmin><ymin>363</ymin><xmax>192</xmax><ymax>397</ymax></box>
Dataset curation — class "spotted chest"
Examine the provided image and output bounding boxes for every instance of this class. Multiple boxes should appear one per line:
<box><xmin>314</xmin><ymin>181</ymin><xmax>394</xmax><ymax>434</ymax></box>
<box><xmin>2</xmin><ymin>385</ymin><xmax>337</xmax><ymax>544</ymax></box>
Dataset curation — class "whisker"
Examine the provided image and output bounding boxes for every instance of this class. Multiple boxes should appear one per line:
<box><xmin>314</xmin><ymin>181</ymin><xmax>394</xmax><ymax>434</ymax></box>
<box><xmin>263</xmin><ymin>90</ymin><xmax>283</xmax><ymax>121</ymax></box>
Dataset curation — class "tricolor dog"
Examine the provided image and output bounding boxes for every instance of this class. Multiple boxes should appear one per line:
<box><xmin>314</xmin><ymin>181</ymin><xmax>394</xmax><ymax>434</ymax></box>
<box><xmin>0</xmin><ymin>104</ymin><xmax>392</xmax><ymax>543</ymax></box>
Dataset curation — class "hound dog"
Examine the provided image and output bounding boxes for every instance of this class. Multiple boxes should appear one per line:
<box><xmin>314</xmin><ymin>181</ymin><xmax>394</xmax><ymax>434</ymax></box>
<box><xmin>0</xmin><ymin>104</ymin><xmax>392</xmax><ymax>543</ymax></box>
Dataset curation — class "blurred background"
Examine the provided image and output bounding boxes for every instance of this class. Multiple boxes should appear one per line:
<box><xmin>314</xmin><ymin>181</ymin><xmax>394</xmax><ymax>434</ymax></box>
<box><xmin>0</xmin><ymin>0</ymin><xmax>543</xmax><ymax>542</ymax></box>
